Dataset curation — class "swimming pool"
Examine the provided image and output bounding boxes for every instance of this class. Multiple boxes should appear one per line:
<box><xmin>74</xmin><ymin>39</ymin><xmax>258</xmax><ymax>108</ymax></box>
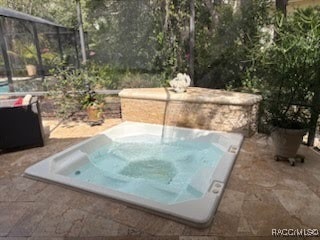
<box><xmin>25</xmin><ymin>121</ymin><xmax>243</xmax><ymax>227</ymax></box>
<box><xmin>0</xmin><ymin>84</ymin><xmax>9</xmax><ymax>93</ymax></box>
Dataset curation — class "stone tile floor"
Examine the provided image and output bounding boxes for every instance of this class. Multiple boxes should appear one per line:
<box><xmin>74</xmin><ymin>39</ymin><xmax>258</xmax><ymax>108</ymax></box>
<box><xmin>0</xmin><ymin>119</ymin><xmax>320</xmax><ymax>240</ymax></box>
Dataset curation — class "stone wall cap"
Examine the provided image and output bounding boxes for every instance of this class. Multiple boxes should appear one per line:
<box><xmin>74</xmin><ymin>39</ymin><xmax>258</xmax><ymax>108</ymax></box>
<box><xmin>119</xmin><ymin>87</ymin><xmax>262</xmax><ymax>105</ymax></box>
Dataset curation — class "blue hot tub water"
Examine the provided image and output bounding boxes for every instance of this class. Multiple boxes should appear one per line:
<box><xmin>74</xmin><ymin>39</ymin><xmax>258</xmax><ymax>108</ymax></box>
<box><xmin>69</xmin><ymin>134</ymin><xmax>224</xmax><ymax>204</ymax></box>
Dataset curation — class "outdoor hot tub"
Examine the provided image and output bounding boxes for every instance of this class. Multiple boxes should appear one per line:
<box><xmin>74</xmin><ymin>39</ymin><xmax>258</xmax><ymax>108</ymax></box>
<box><xmin>25</xmin><ymin>121</ymin><xmax>243</xmax><ymax>227</ymax></box>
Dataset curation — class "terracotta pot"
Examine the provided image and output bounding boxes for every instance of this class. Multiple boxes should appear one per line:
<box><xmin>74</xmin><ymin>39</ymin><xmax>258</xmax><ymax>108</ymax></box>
<box><xmin>26</xmin><ymin>65</ymin><xmax>37</xmax><ymax>76</ymax></box>
<box><xmin>271</xmin><ymin>127</ymin><xmax>306</xmax><ymax>158</ymax></box>
<box><xmin>86</xmin><ymin>104</ymin><xmax>104</xmax><ymax>123</ymax></box>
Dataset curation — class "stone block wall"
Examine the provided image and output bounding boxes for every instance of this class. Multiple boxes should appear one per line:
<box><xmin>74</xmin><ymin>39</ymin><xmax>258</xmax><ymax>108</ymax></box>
<box><xmin>121</xmin><ymin>98</ymin><xmax>260</xmax><ymax>137</ymax></box>
<box><xmin>120</xmin><ymin>87</ymin><xmax>262</xmax><ymax>137</ymax></box>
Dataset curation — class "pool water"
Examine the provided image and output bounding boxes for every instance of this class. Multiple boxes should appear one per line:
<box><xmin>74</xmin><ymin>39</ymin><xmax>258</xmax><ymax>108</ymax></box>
<box><xmin>0</xmin><ymin>84</ymin><xmax>9</xmax><ymax>93</ymax></box>
<box><xmin>69</xmin><ymin>135</ymin><xmax>223</xmax><ymax>204</ymax></box>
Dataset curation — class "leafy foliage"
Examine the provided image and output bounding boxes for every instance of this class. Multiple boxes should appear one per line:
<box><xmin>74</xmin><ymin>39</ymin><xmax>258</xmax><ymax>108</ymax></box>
<box><xmin>48</xmin><ymin>62</ymin><xmax>166</xmax><ymax>118</ymax></box>
<box><xmin>85</xmin><ymin>0</ymin><xmax>157</xmax><ymax>71</ymax></box>
<box><xmin>151</xmin><ymin>0</ymin><xmax>190</xmax><ymax>78</ymax></box>
<box><xmin>48</xmin><ymin>66</ymin><xmax>101</xmax><ymax>118</ymax></box>
<box><xmin>244</xmin><ymin>7</ymin><xmax>320</xmax><ymax>129</ymax></box>
<box><xmin>0</xmin><ymin>0</ymin><xmax>271</xmax><ymax>89</ymax></box>
<box><xmin>195</xmin><ymin>0</ymin><xmax>270</xmax><ymax>88</ymax></box>
<box><xmin>0</xmin><ymin>0</ymin><xmax>78</xmax><ymax>27</ymax></box>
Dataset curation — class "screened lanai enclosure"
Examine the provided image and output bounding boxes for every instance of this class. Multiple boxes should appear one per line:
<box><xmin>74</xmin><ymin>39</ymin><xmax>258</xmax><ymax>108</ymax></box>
<box><xmin>0</xmin><ymin>7</ymin><xmax>81</xmax><ymax>92</ymax></box>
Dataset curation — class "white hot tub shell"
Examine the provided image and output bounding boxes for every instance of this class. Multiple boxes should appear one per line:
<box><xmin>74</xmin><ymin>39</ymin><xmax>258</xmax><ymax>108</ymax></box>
<box><xmin>24</xmin><ymin>121</ymin><xmax>243</xmax><ymax>228</ymax></box>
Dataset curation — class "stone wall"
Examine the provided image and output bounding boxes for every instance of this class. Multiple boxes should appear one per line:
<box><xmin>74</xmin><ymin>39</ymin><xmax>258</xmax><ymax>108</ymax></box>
<box><xmin>121</xmin><ymin>97</ymin><xmax>260</xmax><ymax>137</ymax></box>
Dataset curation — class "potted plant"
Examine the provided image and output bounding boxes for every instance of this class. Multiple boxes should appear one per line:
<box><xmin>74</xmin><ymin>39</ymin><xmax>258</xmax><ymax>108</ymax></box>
<box><xmin>81</xmin><ymin>86</ymin><xmax>104</xmax><ymax>125</ymax></box>
<box><xmin>245</xmin><ymin>8</ymin><xmax>320</xmax><ymax>165</ymax></box>
<box><xmin>49</xmin><ymin>67</ymin><xmax>105</xmax><ymax>125</ymax></box>
<box><xmin>25</xmin><ymin>64</ymin><xmax>37</xmax><ymax>77</ymax></box>
<box><xmin>266</xmin><ymin>102</ymin><xmax>308</xmax><ymax>166</ymax></box>
<box><xmin>21</xmin><ymin>44</ymin><xmax>38</xmax><ymax>76</ymax></box>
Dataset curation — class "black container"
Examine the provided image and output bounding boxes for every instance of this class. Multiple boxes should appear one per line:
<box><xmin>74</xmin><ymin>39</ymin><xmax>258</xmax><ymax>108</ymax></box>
<box><xmin>0</xmin><ymin>97</ymin><xmax>44</xmax><ymax>151</ymax></box>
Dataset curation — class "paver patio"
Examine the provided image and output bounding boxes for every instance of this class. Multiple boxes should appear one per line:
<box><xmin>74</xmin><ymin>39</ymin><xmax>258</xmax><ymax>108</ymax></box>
<box><xmin>0</xmin><ymin>119</ymin><xmax>319</xmax><ymax>240</ymax></box>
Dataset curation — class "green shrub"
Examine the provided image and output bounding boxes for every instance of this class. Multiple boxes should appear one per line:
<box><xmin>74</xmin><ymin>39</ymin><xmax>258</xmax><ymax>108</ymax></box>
<box><xmin>244</xmin><ymin>7</ymin><xmax>320</xmax><ymax>130</ymax></box>
<box><xmin>49</xmin><ymin>62</ymin><xmax>167</xmax><ymax>119</ymax></box>
<box><xmin>195</xmin><ymin>0</ymin><xmax>270</xmax><ymax>89</ymax></box>
<box><xmin>48</xmin><ymin>66</ymin><xmax>101</xmax><ymax>118</ymax></box>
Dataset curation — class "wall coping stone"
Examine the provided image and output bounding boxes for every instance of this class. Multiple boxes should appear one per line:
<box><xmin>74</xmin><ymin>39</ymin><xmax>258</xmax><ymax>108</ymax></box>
<box><xmin>119</xmin><ymin>87</ymin><xmax>262</xmax><ymax>106</ymax></box>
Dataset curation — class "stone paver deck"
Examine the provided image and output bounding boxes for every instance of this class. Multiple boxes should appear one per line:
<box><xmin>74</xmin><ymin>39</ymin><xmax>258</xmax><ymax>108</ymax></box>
<box><xmin>0</xmin><ymin>119</ymin><xmax>320</xmax><ymax>240</ymax></box>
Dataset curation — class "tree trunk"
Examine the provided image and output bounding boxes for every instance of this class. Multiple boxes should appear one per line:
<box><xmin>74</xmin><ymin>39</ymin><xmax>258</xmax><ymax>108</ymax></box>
<box><xmin>276</xmin><ymin>0</ymin><xmax>287</xmax><ymax>16</ymax></box>
<box><xmin>189</xmin><ymin>0</ymin><xmax>195</xmax><ymax>86</ymax></box>
<box><xmin>164</xmin><ymin>0</ymin><xmax>170</xmax><ymax>32</ymax></box>
<box><xmin>76</xmin><ymin>0</ymin><xmax>87</xmax><ymax>65</ymax></box>
<box><xmin>204</xmin><ymin>0</ymin><xmax>220</xmax><ymax>27</ymax></box>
